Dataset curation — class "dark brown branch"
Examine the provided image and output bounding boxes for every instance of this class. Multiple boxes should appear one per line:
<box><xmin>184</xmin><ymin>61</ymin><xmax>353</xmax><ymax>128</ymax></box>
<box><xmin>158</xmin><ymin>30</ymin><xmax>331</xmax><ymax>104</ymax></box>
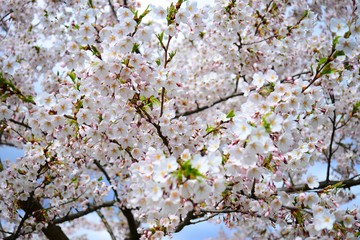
<box><xmin>93</xmin><ymin>160</ymin><xmax>140</xmax><ymax>240</ymax></box>
<box><xmin>0</xmin><ymin>10</ymin><xmax>13</xmax><ymax>23</ymax></box>
<box><xmin>190</xmin><ymin>213</ymin><xmax>220</xmax><ymax>224</ymax></box>
<box><xmin>9</xmin><ymin>119</ymin><xmax>31</xmax><ymax>130</ymax></box>
<box><xmin>122</xmin><ymin>208</ymin><xmax>140</xmax><ymax>240</ymax></box>
<box><xmin>96</xmin><ymin>209</ymin><xmax>116</xmax><ymax>240</ymax></box>
<box><xmin>302</xmin><ymin>50</ymin><xmax>335</xmax><ymax>93</ymax></box>
<box><xmin>176</xmin><ymin>70</ymin><xmax>312</xmax><ymax>119</ymax></box>
<box><xmin>175</xmin><ymin>92</ymin><xmax>244</xmax><ymax>118</ymax></box>
<box><xmin>136</xmin><ymin>107</ymin><xmax>172</xmax><ymax>154</ymax></box>
<box><xmin>0</xmin><ymin>141</ymin><xmax>16</xmax><ymax>147</ymax></box>
<box><xmin>4</xmin><ymin>207</ymin><xmax>30</xmax><ymax>240</ymax></box>
<box><xmin>326</xmin><ymin>108</ymin><xmax>337</xmax><ymax>182</ymax></box>
<box><xmin>159</xmin><ymin>36</ymin><xmax>173</xmax><ymax>118</ymax></box>
<box><xmin>278</xmin><ymin>176</ymin><xmax>360</xmax><ymax>193</ymax></box>
<box><xmin>160</xmin><ymin>87</ymin><xmax>165</xmax><ymax>117</ymax></box>
<box><xmin>5</xmin><ymin>196</ymin><xmax>69</xmax><ymax>240</ymax></box>
<box><xmin>123</xmin><ymin>0</ymin><xmax>128</xmax><ymax>7</ymax></box>
<box><xmin>242</xmin><ymin>34</ymin><xmax>278</xmax><ymax>46</ymax></box>
<box><xmin>174</xmin><ymin>210</ymin><xmax>195</xmax><ymax>233</ymax></box>
<box><xmin>94</xmin><ymin>160</ymin><xmax>121</xmax><ymax>202</ymax></box>
<box><xmin>108</xmin><ymin>0</ymin><xmax>119</xmax><ymax>22</ymax></box>
<box><xmin>280</xmin><ymin>71</ymin><xmax>312</xmax><ymax>83</ymax></box>
<box><xmin>250</xmin><ymin>179</ymin><xmax>257</xmax><ymax>199</ymax></box>
<box><xmin>199</xmin><ymin>208</ymin><xmax>277</xmax><ymax>223</ymax></box>
<box><xmin>52</xmin><ymin>201</ymin><xmax>116</xmax><ymax>224</ymax></box>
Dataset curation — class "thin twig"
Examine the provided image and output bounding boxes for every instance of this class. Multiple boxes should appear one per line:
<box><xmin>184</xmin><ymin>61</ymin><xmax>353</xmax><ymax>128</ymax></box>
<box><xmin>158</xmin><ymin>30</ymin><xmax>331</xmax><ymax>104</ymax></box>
<box><xmin>302</xmin><ymin>50</ymin><xmax>335</xmax><ymax>93</ymax></box>
<box><xmin>136</xmin><ymin>107</ymin><xmax>172</xmax><ymax>154</ymax></box>
<box><xmin>0</xmin><ymin>10</ymin><xmax>13</xmax><ymax>23</ymax></box>
<box><xmin>199</xmin><ymin>208</ymin><xmax>277</xmax><ymax>223</ymax></box>
<box><xmin>108</xmin><ymin>0</ymin><xmax>119</xmax><ymax>22</ymax></box>
<box><xmin>160</xmin><ymin>87</ymin><xmax>165</xmax><ymax>117</ymax></box>
<box><xmin>9</xmin><ymin>119</ymin><xmax>31</xmax><ymax>130</ymax></box>
<box><xmin>190</xmin><ymin>213</ymin><xmax>220</xmax><ymax>224</ymax></box>
<box><xmin>326</xmin><ymin>94</ymin><xmax>337</xmax><ymax>182</ymax></box>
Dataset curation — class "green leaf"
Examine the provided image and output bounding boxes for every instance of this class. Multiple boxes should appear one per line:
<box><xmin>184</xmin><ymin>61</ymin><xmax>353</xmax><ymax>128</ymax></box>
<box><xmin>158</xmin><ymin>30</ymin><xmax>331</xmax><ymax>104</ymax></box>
<box><xmin>166</xmin><ymin>3</ymin><xmax>177</xmax><ymax>24</ymax></box>
<box><xmin>332</xmin><ymin>36</ymin><xmax>340</xmax><ymax>47</ymax></box>
<box><xmin>262</xmin><ymin>116</ymin><xmax>271</xmax><ymax>133</ymax></box>
<box><xmin>292</xmin><ymin>196</ymin><xmax>298</xmax><ymax>206</ymax></box>
<box><xmin>262</xmin><ymin>154</ymin><xmax>274</xmax><ymax>171</ymax></box>
<box><xmin>131</xmin><ymin>43</ymin><xmax>140</xmax><ymax>53</ymax></box>
<box><xmin>177</xmin><ymin>160</ymin><xmax>206</xmax><ymax>181</ymax></box>
<box><xmin>206</xmin><ymin>125</ymin><xmax>215</xmax><ymax>134</ymax></box>
<box><xmin>156</xmin><ymin>32</ymin><xmax>164</xmax><ymax>43</ymax></box>
<box><xmin>137</xmin><ymin>5</ymin><xmax>151</xmax><ymax>24</ymax></box>
<box><xmin>24</xmin><ymin>95</ymin><xmax>35</xmax><ymax>104</ymax></box>
<box><xmin>333</xmin><ymin>50</ymin><xmax>345</xmax><ymax>58</ymax></box>
<box><xmin>88</xmin><ymin>0</ymin><xmax>94</xmax><ymax>8</ymax></box>
<box><xmin>168</xmin><ymin>50</ymin><xmax>177</xmax><ymax>60</ymax></box>
<box><xmin>155</xmin><ymin>58</ymin><xmax>161</xmax><ymax>66</ymax></box>
<box><xmin>97</xmin><ymin>176</ymin><xmax>103</xmax><ymax>181</ymax></box>
<box><xmin>302</xmin><ymin>9</ymin><xmax>309</xmax><ymax>18</ymax></box>
<box><xmin>351</xmin><ymin>101</ymin><xmax>360</xmax><ymax>115</ymax></box>
<box><xmin>149</xmin><ymin>96</ymin><xmax>160</xmax><ymax>106</ymax></box>
<box><xmin>320</xmin><ymin>63</ymin><xmax>335</xmax><ymax>76</ymax></box>
<box><xmin>32</xmin><ymin>46</ymin><xmax>40</xmax><ymax>54</ymax></box>
<box><xmin>258</xmin><ymin>85</ymin><xmax>274</xmax><ymax>97</ymax></box>
<box><xmin>226</xmin><ymin>110</ymin><xmax>235</xmax><ymax>118</ymax></box>
<box><xmin>293</xmin><ymin>210</ymin><xmax>304</xmax><ymax>225</ymax></box>
<box><xmin>68</xmin><ymin>71</ymin><xmax>77</xmax><ymax>84</ymax></box>
<box><xmin>317</xmin><ymin>57</ymin><xmax>328</xmax><ymax>65</ymax></box>
<box><xmin>221</xmin><ymin>154</ymin><xmax>229</xmax><ymax>165</ymax></box>
<box><xmin>90</xmin><ymin>45</ymin><xmax>102</xmax><ymax>59</ymax></box>
<box><xmin>344</xmin><ymin>31</ymin><xmax>351</xmax><ymax>38</ymax></box>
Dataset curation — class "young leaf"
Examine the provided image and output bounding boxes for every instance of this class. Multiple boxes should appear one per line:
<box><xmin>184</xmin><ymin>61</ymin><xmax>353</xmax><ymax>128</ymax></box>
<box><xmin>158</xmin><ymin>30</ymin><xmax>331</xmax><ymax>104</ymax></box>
<box><xmin>226</xmin><ymin>110</ymin><xmax>235</xmax><ymax>118</ymax></box>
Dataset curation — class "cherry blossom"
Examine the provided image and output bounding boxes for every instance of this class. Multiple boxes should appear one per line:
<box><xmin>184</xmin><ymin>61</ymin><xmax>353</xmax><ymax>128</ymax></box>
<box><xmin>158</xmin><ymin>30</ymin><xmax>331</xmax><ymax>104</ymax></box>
<box><xmin>0</xmin><ymin>0</ymin><xmax>359</xmax><ymax>239</ymax></box>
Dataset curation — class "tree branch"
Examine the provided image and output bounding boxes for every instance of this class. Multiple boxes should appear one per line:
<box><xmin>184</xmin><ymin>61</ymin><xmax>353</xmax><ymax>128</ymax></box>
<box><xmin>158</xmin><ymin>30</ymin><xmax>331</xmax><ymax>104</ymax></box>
<box><xmin>199</xmin><ymin>208</ymin><xmax>277</xmax><ymax>223</ymax></box>
<box><xmin>108</xmin><ymin>0</ymin><xmax>119</xmax><ymax>22</ymax></box>
<box><xmin>302</xmin><ymin>50</ymin><xmax>335</xmax><ymax>93</ymax></box>
<box><xmin>96</xmin><ymin>209</ymin><xmax>116</xmax><ymax>240</ymax></box>
<box><xmin>9</xmin><ymin>119</ymin><xmax>31</xmax><ymax>130</ymax></box>
<box><xmin>94</xmin><ymin>160</ymin><xmax>121</xmax><ymax>202</ymax></box>
<box><xmin>0</xmin><ymin>10</ymin><xmax>13</xmax><ymax>23</ymax></box>
<box><xmin>136</xmin><ymin>107</ymin><xmax>172</xmax><ymax>154</ymax></box>
<box><xmin>175</xmin><ymin>92</ymin><xmax>245</xmax><ymax>118</ymax></box>
<box><xmin>174</xmin><ymin>210</ymin><xmax>196</xmax><ymax>233</ymax></box>
<box><xmin>93</xmin><ymin>160</ymin><xmax>140</xmax><ymax>240</ymax></box>
<box><xmin>175</xmin><ymin>70</ymin><xmax>312</xmax><ymax>119</ymax></box>
<box><xmin>52</xmin><ymin>201</ymin><xmax>116</xmax><ymax>224</ymax></box>
<box><xmin>326</xmin><ymin>107</ymin><xmax>337</xmax><ymax>182</ymax></box>
<box><xmin>122</xmin><ymin>208</ymin><xmax>140</xmax><ymax>240</ymax></box>
<box><xmin>5</xmin><ymin>196</ymin><xmax>69</xmax><ymax>240</ymax></box>
<box><xmin>278</xmin><ymin>176</ymin><xmax>360</xmax><ymax>193</ymax></box>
